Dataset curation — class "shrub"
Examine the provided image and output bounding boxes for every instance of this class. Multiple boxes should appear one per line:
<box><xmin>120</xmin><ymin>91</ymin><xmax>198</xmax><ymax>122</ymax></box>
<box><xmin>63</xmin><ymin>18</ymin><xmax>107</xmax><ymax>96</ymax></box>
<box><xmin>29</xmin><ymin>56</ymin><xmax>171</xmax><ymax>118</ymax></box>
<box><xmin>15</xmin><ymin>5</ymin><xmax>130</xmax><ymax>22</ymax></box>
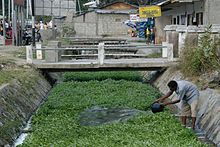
<box><xmin>180</xmin><ymin>25</ymin><xmax>220</xmax><ymax>76</ymax></box>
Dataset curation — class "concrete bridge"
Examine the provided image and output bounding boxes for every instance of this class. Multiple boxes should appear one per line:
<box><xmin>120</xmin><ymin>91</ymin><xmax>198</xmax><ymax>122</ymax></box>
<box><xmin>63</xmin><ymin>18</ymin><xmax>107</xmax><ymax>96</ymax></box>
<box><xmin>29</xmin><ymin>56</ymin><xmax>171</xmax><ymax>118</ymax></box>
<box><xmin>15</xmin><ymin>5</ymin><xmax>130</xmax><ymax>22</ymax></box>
<box><xmin>26</xmin><ymin>41</ymin><xmax>178</xmax><ymax>72</ymax></box>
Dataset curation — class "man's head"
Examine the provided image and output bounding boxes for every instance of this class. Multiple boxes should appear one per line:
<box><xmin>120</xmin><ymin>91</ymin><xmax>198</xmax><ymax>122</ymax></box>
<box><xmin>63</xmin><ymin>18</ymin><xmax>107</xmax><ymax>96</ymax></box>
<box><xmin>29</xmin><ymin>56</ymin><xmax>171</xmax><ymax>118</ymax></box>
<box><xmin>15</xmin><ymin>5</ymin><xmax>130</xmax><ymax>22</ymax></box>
<box><xmin>167</xmin><ymin>80</ymin><xmax>177</xmax><ymax>91</ymax></box>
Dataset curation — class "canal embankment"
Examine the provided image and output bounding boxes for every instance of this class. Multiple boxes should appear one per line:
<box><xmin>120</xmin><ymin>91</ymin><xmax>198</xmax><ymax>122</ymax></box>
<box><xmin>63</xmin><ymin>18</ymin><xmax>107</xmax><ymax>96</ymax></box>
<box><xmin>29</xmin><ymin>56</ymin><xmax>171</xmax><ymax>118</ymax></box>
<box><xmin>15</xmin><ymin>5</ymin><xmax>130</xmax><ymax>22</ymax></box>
<box><xmin>0</xmin><ymin>46</ymin><xmax>52</xmax><ymax>146</ymax></box>
<box><xmin>0</xmin><ymin>46</ymin><xmax>219</xmax><ymax>146</ymax></box>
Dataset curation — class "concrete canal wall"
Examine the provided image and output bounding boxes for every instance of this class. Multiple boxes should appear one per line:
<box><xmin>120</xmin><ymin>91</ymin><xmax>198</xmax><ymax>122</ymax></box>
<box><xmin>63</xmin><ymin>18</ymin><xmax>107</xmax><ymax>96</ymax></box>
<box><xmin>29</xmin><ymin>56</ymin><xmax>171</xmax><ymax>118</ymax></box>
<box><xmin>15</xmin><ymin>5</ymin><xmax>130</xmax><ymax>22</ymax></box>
<box><xmin>0</xmin><ymin>72</ymin><xmax>51</xmax><ymax>146</ymax></box>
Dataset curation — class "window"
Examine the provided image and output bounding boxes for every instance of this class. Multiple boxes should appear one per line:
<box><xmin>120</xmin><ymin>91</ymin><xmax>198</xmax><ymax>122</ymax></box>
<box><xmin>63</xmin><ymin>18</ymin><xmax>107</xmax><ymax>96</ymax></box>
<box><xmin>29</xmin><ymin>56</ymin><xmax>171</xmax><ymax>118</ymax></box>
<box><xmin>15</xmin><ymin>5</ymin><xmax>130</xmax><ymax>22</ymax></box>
<box><xmin>83</xmin><ymin>14</ymin><xmax>85</xmax><ymax>22</ymax></box>
<box><xmin>187</xmin><ymin>14</ymin><xmax>191</xmax><ymax>26</ymax></box>
<box><xmin>196</xmin><ymin>12</ymin><xmax>203</xmax><ymax>25</ymax></box>
<box><xmin>173</xmin><ymin>18</ymin><xmax>176</xmax><ymax>25</ymax></box>
<box><xmin>200</xmin><ymin>13</ymin><xmax>203</xmax><ymax>25</ymax></box>
<box><xmin>181</xmin><ymin>15</ymin><xmax>186</xmax><ymax>25</ymax></box>
<box><xmin>177</xmin><ymin>16</ymin><xmax>180</xmax><ymax>25</ymax></box>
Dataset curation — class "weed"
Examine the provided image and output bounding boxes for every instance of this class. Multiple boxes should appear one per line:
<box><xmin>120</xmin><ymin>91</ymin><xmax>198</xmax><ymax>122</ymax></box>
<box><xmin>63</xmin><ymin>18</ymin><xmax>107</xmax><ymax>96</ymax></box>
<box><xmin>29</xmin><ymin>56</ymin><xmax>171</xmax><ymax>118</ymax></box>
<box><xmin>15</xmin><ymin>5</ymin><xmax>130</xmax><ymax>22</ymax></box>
<box><xmin>180</xmin><ymin>25</ymin><xmax>220</xmax><ymax>76</ymax></box>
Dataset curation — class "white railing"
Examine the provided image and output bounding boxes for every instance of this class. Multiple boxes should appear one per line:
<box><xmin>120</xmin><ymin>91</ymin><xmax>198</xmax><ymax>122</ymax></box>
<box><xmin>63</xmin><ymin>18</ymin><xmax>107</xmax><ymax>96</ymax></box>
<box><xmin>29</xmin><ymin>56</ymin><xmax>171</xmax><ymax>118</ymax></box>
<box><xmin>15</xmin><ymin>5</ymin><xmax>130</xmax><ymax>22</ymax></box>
<box><xmin>26</xmin><ymin>42</ymin><xmax>174</xmax><ymax>64</ymax></box>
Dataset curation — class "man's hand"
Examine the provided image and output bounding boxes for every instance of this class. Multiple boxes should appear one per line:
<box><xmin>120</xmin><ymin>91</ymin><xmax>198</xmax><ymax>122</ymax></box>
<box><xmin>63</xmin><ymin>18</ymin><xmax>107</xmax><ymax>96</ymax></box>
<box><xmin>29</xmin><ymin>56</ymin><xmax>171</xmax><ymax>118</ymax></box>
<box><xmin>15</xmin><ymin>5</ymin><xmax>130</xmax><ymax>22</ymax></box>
<box><xmin>154</xmin><ymin>91</ymin><xmax>174</xmax><ymax>103</ymax></box>
<box><xmin>163</xmin><ymin>99</ymin><xmax>181</xmax><ymax>106</ymax></box>
<box><xmin>162</xmin><ymin>102</ymin><xmax>169</xmax><ymax>106</ymax></box>
<box><xmin>154</xmin><ymin>98</ymin><xmax>165</xmax><ymax>103</ymax></box>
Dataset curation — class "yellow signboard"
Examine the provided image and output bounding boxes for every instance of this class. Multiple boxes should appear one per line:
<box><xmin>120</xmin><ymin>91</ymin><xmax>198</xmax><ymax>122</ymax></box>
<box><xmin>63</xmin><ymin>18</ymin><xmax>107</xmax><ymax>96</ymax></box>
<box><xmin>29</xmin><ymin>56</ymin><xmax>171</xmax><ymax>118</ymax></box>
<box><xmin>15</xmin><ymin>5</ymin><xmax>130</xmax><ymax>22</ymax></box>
<box><xmin>139</xmin><ymin>6</ymin><xmax>161</xmax><ymax>18</ymax></box>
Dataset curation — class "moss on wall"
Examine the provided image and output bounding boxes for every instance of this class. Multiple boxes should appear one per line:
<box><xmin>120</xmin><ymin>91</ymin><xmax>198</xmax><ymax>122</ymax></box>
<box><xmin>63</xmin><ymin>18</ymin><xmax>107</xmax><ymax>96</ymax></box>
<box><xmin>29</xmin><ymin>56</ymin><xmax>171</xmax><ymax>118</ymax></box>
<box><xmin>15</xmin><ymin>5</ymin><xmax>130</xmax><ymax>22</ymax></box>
<box><xmin>0</xmin><ymin>68</ymin><xmax>51</xmax><ymax>146</ymax></box>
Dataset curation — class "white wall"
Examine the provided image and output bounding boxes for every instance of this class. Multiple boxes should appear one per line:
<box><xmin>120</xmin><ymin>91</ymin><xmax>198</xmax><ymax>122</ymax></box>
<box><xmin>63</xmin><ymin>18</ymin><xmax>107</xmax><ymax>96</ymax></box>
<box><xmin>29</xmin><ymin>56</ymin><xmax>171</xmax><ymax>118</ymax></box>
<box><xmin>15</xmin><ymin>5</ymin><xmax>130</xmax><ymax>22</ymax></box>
<box><xmin>204</xmin><ymin>0</ymin><xmax>220</xmax><ymax>25</ymax></box>
<box><xmin>97</xmin><ymin>13</ymin><xmax>129</xmax><ymax>36</ymax></box>
<box><xmin>72</xmin><ymin>12</ymin><xmax>130</xmax><ymax>37</ymax></box>
<box><xmin>73</xmin><ymin>12</ymin><xmax>97</xmax><ymax>36</ymax></box>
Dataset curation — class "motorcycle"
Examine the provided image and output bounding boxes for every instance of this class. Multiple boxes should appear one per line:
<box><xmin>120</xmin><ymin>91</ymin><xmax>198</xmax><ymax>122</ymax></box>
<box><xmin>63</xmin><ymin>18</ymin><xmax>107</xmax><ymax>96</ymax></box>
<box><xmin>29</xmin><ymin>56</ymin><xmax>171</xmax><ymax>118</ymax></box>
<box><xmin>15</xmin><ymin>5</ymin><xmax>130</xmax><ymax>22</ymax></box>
<box><xmin>22</xmin><ymin>29</ymin><xmax>32</xmax><ymax>45</ymax></box>
<box><xmin>22</xmin><ymin>29</ymin><xmax>42</xmax><ymax>45</ymax></box>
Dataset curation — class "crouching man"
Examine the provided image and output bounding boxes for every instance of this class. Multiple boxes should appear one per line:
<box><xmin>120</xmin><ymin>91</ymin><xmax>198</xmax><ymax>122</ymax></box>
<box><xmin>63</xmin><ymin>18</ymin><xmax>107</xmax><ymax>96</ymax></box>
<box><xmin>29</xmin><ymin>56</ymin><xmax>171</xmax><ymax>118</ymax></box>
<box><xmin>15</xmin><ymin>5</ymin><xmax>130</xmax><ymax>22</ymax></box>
<box><xmin>155</xmin><ymin>80</ymin><xmax>199</xmax><ymax>130</ymax></box>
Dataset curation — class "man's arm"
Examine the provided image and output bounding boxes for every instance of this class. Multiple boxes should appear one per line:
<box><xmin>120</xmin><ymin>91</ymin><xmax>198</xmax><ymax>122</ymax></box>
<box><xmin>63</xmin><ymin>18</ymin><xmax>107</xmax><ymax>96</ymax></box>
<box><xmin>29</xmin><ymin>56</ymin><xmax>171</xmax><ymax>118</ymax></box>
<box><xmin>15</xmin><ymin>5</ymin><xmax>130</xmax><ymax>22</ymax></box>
<box><xmin>154</xmin><ymin>91</ymin><xmax>174</xmax><ymax>103</ymax></box>
<box><xmin>163</xmin><ymin>99</ymin><xmax>180</xmax><ymax>106</ymax></box>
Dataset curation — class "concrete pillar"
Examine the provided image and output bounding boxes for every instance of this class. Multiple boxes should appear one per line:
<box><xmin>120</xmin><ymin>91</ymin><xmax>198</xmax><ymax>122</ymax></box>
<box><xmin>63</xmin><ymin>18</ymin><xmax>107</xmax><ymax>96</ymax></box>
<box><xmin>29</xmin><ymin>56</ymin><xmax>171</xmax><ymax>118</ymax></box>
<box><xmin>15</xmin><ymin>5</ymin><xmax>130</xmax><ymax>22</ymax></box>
<box><xmin>26</xmin><ymin>45</ymin><xmax>33</xmax><ymax>64</ymax></box>
<box><xmin>162</xmin><ymin>42</ymin><xmax>168</xmax><ymax>58</ymax></box>
<box><xmin>167</xmin><ymin>43</ymin><xmax>174</xmax><ymax>61</ymax></box>
<box><xmin>45</xmin><ymin>41</ymin><xmax>61</xmax><ymax>62</ymax></box>
<box><xmin>98</xmin><ymin>42</ymin><xmax>104</xmax><ymax>65</ymax></box>
<box><xmin>164</xmin><ymin>25</ymin><xmax>179</xmax><ymax>58</ymax></box>
<box><xmin>162</xmin><ymin>42</ymin><xmax>173</xmax><ymax>61</ymax></box>
<box><xmin>178</xmin><ymin>32</ymin><xmax>186</xmax><ymax>57</ymax></box>
<box><xmin>36</xmin><ymin>43</ymin><xmax>42</xmax><ymax>60</ymax></box>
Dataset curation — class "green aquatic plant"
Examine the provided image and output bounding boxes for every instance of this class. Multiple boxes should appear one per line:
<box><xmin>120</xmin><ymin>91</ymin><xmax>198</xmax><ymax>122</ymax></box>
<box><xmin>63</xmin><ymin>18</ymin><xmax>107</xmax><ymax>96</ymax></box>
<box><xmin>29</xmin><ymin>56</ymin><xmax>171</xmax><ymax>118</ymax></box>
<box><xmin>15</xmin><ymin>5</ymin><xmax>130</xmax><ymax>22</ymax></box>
<box><xmin>20</xmin><ymin>72</ymin><xmax>207</xmax><ymax>147</ymax></box>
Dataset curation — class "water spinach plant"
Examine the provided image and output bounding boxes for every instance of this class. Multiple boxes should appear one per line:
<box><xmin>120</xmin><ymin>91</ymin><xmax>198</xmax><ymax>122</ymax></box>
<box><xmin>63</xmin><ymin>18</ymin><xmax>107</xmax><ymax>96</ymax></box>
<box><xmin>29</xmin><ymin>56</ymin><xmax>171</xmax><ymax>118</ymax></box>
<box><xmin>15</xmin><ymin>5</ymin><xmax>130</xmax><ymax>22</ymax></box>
<box><xmin>20</xmin><ymin>72</ymin><xmax>207</xmax><ymax>147</ymax></box>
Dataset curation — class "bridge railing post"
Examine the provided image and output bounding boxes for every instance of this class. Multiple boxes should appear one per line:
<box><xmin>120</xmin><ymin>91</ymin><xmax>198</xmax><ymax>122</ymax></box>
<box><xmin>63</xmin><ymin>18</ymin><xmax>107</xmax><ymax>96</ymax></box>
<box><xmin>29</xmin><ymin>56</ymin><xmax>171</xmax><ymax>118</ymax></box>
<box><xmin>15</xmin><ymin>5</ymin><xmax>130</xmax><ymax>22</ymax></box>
<box><xmin>98</xmin><ymin>42</ymin><xmax>105</xmax><ymax>65</ymax></box>
<box><xmin>26</xmin><ymin>45</ymin><xmax>33</xmax><ymax>64</ymax></box>
<box><xmin>36</xmin><ymin>43</ymin><xmax>42</xmax><ymax>60</ymax></box>
<box><xmin>45</xmin><ymin>41</ymin><xmax>61</xmax><ymax>62</ymax></box>
<box><xmin>162</xmin><ymin>42</ymin><xmax>174</xmax><ymax>61</ymax></box>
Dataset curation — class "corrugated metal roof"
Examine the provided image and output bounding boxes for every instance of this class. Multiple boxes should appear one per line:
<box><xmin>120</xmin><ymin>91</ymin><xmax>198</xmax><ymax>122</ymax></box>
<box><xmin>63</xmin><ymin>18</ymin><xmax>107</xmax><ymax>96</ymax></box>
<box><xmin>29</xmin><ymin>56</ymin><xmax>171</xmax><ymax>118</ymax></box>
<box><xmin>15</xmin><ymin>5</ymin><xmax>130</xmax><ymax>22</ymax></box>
<box><xmin>95</xmin><ymin>9</ymin><xmax>137</xmax><ymax>14</ymax></box>
<box><xmin>99</xmin><ymin>1</ymin><xmax>138</xmax><ymax>9</ymax></box>
<box><xmin>171</xmin><ymin>0</ymin><xmax>201</xmax><ymax>3</ymax></box>
<box><xmin>156</xmin><ymin>0</ymin><xmax>170</xmax><ymax>5</ymax></box>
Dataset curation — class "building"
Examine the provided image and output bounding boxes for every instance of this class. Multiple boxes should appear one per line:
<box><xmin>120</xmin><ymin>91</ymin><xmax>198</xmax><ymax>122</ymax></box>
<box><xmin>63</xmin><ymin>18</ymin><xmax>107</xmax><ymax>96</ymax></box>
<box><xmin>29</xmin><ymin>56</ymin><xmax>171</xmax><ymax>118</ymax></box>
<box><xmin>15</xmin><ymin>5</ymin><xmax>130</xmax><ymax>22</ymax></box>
<box><xmin>71</xmin><ymin>1</ymin><xmax>138</xmax><ymax>37</ymax></box>
<box><xmin>158</xmin><ymin>0</ymin><xmax>220</xmax><ymax>25</ymax></box>
<box><xmin>34</xmin><ymin>0</ymin><xmax>76</xmax><ymax>17</ymax></box>
<box><xmin>154</xmin><ymin>0</ymin><xmax>220</xmax><ymax>57</ymax></box>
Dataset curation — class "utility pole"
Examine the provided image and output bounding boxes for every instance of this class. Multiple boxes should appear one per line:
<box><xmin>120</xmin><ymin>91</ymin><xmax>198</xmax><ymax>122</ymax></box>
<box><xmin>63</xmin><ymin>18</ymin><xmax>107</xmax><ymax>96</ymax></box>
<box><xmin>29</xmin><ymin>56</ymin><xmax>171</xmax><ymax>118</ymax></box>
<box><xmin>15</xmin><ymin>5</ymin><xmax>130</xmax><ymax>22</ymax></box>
<box><xmin>11</xmin><ymin>0</ymin><xmax>15</xmax><ymax>45</ymax></box>
<box><xmin>8</xmin><ymin>0</ymin><xmax>11</xmax><ymax>22</ymax></box>
<box><xmin>77</xmin><ymin>0</ymin><xmax>81</xmax><ymax>14</ymax></box>
<box><xmin>49</xmin><ymin>0</ymin><xmax>55</xmax><ymax>39</ymax></box>
<box><xmin>42</xmin><ymin>0</ymin><xmax>44</xmax><ymax>16</ymax></box>
<box><xmin>26</xmin><ymin>0</ymin><xmax>29</xmax><ymax>19</ymax></box>
<box><xmin>31</xmin><ymin>0</ymin><xmax>35</xmax><ymax>46</ymax></box>
<box><xmin>2</xmin><ymin>0</ymin><xmax>6</xmax><ymax>45</ymax></box>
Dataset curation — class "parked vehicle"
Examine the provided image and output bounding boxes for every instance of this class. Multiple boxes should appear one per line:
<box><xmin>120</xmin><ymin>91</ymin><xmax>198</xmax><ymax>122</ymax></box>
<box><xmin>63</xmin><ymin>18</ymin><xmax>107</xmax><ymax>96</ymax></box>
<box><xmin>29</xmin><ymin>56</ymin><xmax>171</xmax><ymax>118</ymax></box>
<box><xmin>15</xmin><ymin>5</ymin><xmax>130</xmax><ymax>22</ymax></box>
<box><xmin>22</xmin><ymin>29</ymin><xmax>32</xmax><ymax>45</ymax></box>
<box><xmin>22</xmin><ymin>29</ymin><xmax>42</xmax><ymax>45</ymax></box>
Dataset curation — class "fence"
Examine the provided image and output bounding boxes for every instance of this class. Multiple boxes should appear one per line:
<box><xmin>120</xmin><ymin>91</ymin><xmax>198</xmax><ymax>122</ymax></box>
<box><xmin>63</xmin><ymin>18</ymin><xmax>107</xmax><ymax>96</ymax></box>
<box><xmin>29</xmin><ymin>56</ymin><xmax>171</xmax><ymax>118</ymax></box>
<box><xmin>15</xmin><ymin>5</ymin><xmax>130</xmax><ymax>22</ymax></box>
<box><xmin>26</xmin><ymin>41</ymin><xmax>174</xmax><ymax>65</ymax></box>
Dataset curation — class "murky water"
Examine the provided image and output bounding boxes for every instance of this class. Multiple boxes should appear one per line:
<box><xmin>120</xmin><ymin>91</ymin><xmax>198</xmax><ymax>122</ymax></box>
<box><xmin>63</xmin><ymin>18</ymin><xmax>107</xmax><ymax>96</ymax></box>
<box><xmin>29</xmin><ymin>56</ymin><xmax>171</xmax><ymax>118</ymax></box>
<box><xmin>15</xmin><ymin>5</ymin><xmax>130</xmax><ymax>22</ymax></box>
<box><xmin>79</xmin><ymin>106</ymin><xmax>147</xmax><ymax>126</ymax></box>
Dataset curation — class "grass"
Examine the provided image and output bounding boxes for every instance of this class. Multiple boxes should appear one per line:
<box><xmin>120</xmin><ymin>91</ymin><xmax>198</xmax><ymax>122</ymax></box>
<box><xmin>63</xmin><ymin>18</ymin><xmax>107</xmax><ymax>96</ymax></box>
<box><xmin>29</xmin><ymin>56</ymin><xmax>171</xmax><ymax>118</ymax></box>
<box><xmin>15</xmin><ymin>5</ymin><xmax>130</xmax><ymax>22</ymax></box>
<box><xmin>0</xmin><ymin>67</ymin><xmax>40</xmax><ymax>86</ymax></box>
<box><xmin>12</xmin><ymin>47</ymin><xmax>26</xmax><ymax>59</ymax></box>
<box><xmin>179</xmin><ymin>26</ymin><xmax>220</xmax><ymax>76</ymax></box>
<box><xmin>146</xmin><ymin>52</ymin><xmax>161</xmax><ymax>58</ymax></box>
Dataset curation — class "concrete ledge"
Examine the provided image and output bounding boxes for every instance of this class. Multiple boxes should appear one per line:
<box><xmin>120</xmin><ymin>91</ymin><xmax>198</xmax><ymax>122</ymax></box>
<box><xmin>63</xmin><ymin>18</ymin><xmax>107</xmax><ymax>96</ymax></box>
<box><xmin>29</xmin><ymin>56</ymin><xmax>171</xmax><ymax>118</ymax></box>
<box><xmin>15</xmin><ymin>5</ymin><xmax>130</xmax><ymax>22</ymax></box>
<box><xmin>165</xmin><ymin>24</ymin><xmax>220</xmax><ymax>33</ymax></box>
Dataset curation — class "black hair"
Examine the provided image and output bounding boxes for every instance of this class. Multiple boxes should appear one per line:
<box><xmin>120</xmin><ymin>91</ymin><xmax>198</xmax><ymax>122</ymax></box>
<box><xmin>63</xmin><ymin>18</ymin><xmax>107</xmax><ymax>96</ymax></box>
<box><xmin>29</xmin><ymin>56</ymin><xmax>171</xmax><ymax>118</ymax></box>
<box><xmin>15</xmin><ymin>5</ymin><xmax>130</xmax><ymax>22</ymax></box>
<box><xmin>167</xmin><ymin>80</ymin><xmax>177</xmax><ymax>89</ymax></box>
